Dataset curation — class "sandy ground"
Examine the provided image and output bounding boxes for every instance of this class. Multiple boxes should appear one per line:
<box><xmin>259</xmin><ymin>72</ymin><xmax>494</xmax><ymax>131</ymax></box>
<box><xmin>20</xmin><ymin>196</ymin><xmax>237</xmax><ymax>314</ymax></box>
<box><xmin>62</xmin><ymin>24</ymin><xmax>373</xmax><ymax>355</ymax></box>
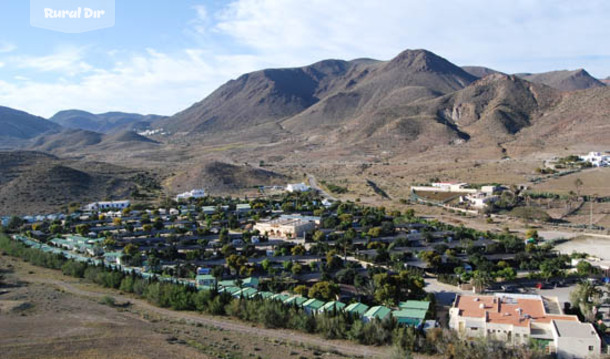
<box><xmin>554</xmin><ymin>235</ymin><xmax>610</xmax><ymax>261</ymax></box>
<box><xmin>0</xmin><ymin>253</ymin><xmax>392</xmax><ymax>359</ymax></box>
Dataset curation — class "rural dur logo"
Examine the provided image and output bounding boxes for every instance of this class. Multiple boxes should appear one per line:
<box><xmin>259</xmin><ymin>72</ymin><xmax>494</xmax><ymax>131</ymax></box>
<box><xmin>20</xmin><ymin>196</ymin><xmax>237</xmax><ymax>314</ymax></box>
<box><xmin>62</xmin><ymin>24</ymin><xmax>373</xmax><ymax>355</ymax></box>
<box><xmin>30</xmin><ymin>0</ymin><xmax>115</xmax><ymax>33</ymax></box>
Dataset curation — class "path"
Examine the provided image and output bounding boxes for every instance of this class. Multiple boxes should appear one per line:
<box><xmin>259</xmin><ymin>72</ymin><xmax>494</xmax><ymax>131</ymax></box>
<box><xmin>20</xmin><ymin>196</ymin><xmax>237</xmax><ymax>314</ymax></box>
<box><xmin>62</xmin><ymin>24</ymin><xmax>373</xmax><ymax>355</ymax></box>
<box><xmin>28</xmin><ymin>277</ymin><xmax>389</xmax><ymax>358</ymax></box>
<box><xmin>307</xmin><ymin>174</ymin><xmax>337</xmax><ymax>201</ymax></box>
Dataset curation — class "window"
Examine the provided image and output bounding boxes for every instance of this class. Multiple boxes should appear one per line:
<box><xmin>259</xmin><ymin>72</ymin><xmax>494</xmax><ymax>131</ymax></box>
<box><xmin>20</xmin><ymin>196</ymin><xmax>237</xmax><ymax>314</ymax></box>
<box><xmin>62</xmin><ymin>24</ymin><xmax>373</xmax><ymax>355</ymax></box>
<box><xmin>589</xmin><ymin>346</ymin><xmax>594</xmax><ymax>351</ymax></box>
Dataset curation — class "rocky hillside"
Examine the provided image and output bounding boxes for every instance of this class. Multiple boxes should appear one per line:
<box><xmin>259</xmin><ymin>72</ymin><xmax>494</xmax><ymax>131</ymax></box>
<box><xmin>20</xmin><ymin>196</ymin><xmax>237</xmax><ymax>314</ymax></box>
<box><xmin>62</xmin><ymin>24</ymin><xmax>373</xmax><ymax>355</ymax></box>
<box><xmin>50</xmin><ymin>110</ymin><xmax>164</xmax><ymax>133</ymax></box>
<box><xmin>0</xmin><ymin>106</ymin><xmax>61</xmax><ymax>140</ymax></box>
<box><xmin>516</xmin><ymin>69</ymin><xmax>605</xmax><ymax>92</ymax></box>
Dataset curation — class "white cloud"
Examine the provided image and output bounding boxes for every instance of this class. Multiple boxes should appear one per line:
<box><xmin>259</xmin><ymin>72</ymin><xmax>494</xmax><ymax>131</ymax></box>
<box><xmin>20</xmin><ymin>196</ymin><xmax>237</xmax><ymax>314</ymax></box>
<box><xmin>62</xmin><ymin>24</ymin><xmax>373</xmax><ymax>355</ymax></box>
<box><xmin>212</xmin><ymin>0</ymin><xmax>610</xmax><ymax>76</ymax></box>
<box><xmin>2</xmin><ymin>1</ymin><xmax>609</xmax><ymax>118</ymax></box>
<box><xmin>9</xmin><ymin>47</ymin><xmax>93</xmax><ymax>76</ymax></box>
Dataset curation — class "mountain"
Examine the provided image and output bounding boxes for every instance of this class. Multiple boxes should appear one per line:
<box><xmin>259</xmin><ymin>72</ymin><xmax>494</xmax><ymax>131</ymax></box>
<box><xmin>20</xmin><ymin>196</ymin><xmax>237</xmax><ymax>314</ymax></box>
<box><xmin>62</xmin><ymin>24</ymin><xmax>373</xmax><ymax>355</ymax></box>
<box><xmin>50</xmin><ymin>110</ymin><xmax>164</xmax><ymax>133</ymax></box>
<box><xmin>161</xmin><ymin>50</ymin><xmax>477</xmax><ymax>136</ymax></box>
<box><xmin>516</xmin><ymin>69</ymin><xmax>605</xmax><ymax>92</ymax></box>
<box><xmin>462</xmin><ymin>66</ymin><xmax>504</xmax><ymax>78</ymax></box>
<box><xmin>0</xmin><ymin>106</ymin><xmax>61</xmax><ymax>140</ymax></box>
<box><xmin>28</xmin><ymin>129</ymin><xmax>159</xmax><ymax>155</ymax></box>
<box><xmin>0</xmin><ymin>151</ymin><xmax>146</xmax><ymax>215</ymax></box>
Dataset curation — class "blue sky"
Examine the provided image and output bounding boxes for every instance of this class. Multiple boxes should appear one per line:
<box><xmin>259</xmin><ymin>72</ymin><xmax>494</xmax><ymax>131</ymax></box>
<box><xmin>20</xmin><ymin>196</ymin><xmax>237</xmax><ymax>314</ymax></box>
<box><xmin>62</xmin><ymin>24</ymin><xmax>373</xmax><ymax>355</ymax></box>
<box><xmin>0</xmin><ymin>0</ymin><xmax>608</xmax><ymax>118</ymax></box>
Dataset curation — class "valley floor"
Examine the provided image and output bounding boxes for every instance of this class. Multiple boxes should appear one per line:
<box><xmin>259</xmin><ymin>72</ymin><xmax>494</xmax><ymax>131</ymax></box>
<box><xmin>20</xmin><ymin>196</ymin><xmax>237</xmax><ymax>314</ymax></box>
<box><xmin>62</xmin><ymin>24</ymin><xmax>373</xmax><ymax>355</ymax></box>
<box><xmin>0</xmin><ymin>254</ymin><xmax>393</xmax><ymax>359</ymax></box>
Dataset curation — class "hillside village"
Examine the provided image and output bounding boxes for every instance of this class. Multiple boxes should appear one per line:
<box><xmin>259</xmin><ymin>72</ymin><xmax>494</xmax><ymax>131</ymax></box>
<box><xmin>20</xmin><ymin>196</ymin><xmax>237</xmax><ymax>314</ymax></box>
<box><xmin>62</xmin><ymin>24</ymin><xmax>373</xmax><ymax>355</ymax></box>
<box><xmin>2</xmin><ymin>182</ymin><xmax>609</xmax><ymax>358</ymax></box>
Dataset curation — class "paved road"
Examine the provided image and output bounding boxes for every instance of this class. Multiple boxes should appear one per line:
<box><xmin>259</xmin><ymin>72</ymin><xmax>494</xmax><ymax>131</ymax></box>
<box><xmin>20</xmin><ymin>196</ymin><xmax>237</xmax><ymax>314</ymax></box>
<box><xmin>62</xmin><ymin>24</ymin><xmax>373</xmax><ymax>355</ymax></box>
<box><xmin>28</xmin><ymin>277</ymin><xmax>389</xmax><ymax>358</ymax></box>
<box><xmin>307</xmin><ymin>174</ymin><xmax>337</xmax><ymax>201</ymax></box>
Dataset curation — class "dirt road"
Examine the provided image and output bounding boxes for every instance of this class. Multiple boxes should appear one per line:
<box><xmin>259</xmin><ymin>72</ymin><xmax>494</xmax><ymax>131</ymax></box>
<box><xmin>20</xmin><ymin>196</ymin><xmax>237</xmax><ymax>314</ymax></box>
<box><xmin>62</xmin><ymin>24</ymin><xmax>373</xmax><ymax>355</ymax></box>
<box><xmin>31</xmin><ymin>277</ymin><xmax>389</xmax><ymax>358</ymax></box>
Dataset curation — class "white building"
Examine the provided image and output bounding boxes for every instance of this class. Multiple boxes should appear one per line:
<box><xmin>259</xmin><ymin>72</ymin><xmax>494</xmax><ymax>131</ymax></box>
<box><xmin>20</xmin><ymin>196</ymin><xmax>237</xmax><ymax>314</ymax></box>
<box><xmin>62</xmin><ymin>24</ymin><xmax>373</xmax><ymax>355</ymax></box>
<box><xmin>175</xmin><ymin>189</ymin><xmax>206</xmax><ymax>202</ymax></box>
<box><xmin>84</xmin><ymin>200</ymin><xmax>131</xmax><ymax>211</ymax></box>
<box><xmin>460</xmin><ymin>193</ymin><xmax>499</xmax><ymax>209</ymax></box>
<box><xmin>286</xmin><ymin>183</ymin><xmax>310</xmax><ymax>193</ymax></box>
<box><xmin>580</xmin><ymin>152</ymin><xmax>610</xmax><ymax>167</ymax></box>
<box><xmin>551</xmin><ymin>320</ymin><xmax>601</xmax><ymax>359</ymax></box>
<box><xmin>449</xmin><ymin>293</ymin><xmax>601</xmax><ymax>358</ymax></box>
<box><xmin>253</xmin><ymin>215</ymin><xmax>317</xmax><ymax>239</ymax></box>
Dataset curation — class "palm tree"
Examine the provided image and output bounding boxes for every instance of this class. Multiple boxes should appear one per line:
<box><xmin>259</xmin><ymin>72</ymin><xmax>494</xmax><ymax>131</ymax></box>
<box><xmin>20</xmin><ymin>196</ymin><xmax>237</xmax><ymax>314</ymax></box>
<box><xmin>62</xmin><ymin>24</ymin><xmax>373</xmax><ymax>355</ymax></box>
<box><xmin>471</xmin><ymin>270</ymin><xmax>492</xmax><ymax>294</ymax></box>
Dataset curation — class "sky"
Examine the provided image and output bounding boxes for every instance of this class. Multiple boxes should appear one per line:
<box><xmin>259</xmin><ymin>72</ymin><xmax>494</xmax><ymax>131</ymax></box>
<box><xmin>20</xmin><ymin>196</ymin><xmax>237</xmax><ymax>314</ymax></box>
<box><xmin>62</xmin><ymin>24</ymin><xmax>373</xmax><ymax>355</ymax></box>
<box><xmin>0</xmin><ymin>0</ymin><xmax>608</xmax><ymax>118</ymax></box>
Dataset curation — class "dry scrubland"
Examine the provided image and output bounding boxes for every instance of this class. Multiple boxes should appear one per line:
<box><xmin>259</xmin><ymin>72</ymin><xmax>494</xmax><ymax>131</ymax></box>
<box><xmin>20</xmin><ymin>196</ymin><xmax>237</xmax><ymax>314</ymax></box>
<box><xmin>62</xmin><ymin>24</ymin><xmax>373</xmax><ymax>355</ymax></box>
<box><xmin>0</xmin><ymin>255</ymin><xmax>385</xmax><ymax>359</ymax></box>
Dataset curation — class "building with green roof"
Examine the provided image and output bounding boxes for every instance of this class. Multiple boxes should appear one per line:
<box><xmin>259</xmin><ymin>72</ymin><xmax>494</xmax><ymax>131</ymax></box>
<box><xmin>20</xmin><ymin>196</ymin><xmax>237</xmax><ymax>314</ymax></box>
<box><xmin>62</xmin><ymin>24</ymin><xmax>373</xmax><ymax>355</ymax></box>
<box><xmin>270</xmin><ymin>293</ymin><xmax>290</xmax><ymax>302</ymax></box>
<box><xmin>398</xmin><ymin>300</ymin><xmax>430</xmax><ymax>311</ymax></box>
<box><xmin>320</xmin><ymin>301</ymin><xmax>346</xmax><ymax>313</ymax></box>
<box><xmin>392</xmin><ymin>308</ymin><xmax>427</xmax><ymax>326</ymax></box>
<box><xmin>234</xmin><ymin>287</ymin><xmax>258</xmax><ymax>299</ymax></box>
<box><xmin>345</xmin><ymin>302</ymin><xmax>369</xmax><ymax>316</ymax></box>
<box><xmin>284</xmin><ymin>296</ymin><xmax>308</xmax><ymax>307</ymax></box>
<box><xmin>257</xmin><ymin>291</ymin><xmax>274</xmax><ymax>299</ymax></box>
<box><xmin>302</xmin><ymin>298</ymin><xmax>325</xmax><ymax>315</ymax></box>
<box><xmin>363</xmin><ymin>305</ymin><xmax>392</xmax><ymax>322</ymax></box>
<box><xmin>195</xmin><ymin>274</ymin><xmax>216</xmax><ymax>290</ymax></box>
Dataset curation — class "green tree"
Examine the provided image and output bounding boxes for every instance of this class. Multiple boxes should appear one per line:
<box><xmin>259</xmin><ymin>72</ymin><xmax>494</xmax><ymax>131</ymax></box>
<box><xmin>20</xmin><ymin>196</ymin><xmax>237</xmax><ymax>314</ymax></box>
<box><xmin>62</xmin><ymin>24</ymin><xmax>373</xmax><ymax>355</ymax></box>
<box><xmin>308</xmin><ymin>281</ymin><xmax>339</xmax><ymax>301</ymax></box>
<box><xmin>570</xmin><ymin>281</ymin><xmax>601</xmax><ymax>322</ymax></box>
<box><xmin>471</xmin><ymin>270</ymin><xmax>492</xmax><ymax>293</ymax></box>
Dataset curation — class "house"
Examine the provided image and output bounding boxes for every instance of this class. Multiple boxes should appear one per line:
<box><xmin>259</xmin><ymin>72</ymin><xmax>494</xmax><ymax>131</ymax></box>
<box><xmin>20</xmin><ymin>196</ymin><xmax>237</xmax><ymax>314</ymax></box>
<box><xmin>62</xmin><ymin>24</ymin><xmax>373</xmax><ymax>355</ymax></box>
<box><xmin>257</xmin><ymin>291</ymin><xmax>274</xmax><ymax>300</ymax></box>
<box><xmin>235</xmin><ymin>203</ymin><xmax>251</xmax><ymax>214</ymax></box>
<box><xmin>461</xmin><ymin>192</ymin><xmax>499</xmax><ymax>209</ymax></box>
<box><xmin>319</xmin><ymin>301</ymin><xmax>346</xmax><ymax>313</ymax></box>
<box><xmin>234</xmin><ymin>287</ymin><xmax>258</xmax><ymax>299</ymax></box>
<box><xmin>345</xmin><ymin>302</ymin><xmax>369</xmax><ymax>317</ymax></box>
<box><xmin>253</xmin><ymin>215</ymin><xmax>317</xmax><ymax>239</ymax></box>
<box><xmin>286</xmin><ymin>183</ymin><xmax>310</xmax><ymax>193</ymax></box>
<box><xmin>242</xmin><ymin>277</ymin><xmax>259</xmax><ymax>289</ymax></box>
<box><xmin>84</xmin><ymin>200</ymin><xmax>131</xmax><ymax>211</ymax></box>
<box><xmin>393</xmin><ymin>302</ymin><xmax>429</xmax><ymax>327</ymax></box>
<box><xmin>197</xmin><ymin>267</ymin><xmax>211</xmax><ymax>275</ymax></box>
<box><xmin>284</xmin><ymin>296</ymin><xmax>308</xmax><ymax>307</ymax></box>
<box><xmin>432</xmin><ymin>182</ymin><xmax>469</xmax><ymax>192</ymax></box>
<box><xmin>270</xmin><ymin>293</ymin><xmax>290</xmax><ymax>302</ymax></box>
<box><xmin>449</xmin><ymin>293</ymin><xmax>600</xmax><ymax>357</ymax></box>
<box><xmin>302</xmin><ymin>298</ymin><xmax>326</xmax><ymax>315</ymax></box>
<box><xmin>363</xmin><ymin>306</ymin><xmax>392</xmax><ymax>322</ymax></box>
<box><xmin>175</xmin><ymin>189</ymin><xmax>205</xmax><ymax>202</ymax></box>
<box><xmin>195</xmin><ymin>274</ymin><xmax>216</xmax><ymax>289</ymax></box>
<box><xmin>551</xmin><ymin>320</ymin><xmax>601</xmax><ymax>359</ymax></box>
<box><xmin>580</xmin><ymin>152</ymin><xmax>610</xmax><ymax>167</ymax></box>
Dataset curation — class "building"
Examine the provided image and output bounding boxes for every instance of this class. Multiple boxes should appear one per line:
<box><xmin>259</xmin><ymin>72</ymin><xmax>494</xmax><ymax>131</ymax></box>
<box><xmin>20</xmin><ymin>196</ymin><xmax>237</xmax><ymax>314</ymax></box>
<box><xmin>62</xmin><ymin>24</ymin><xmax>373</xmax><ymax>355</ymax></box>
<box><xmin>319</xmin><ymin>301</ymin><xmax>346</xmax><ymax>313</ymax></box>
<box><xmin>345</xmin><ymin>302</ymin><xmax>369</xmax><ymax>317</ymax></box>
<box><xmin>253</xmin><ymin>215</ymin><xmax>317</xmax><ymax>239</ymax></box>
<box><xmin>286</xmin><ymin>183</ymin><xmax>310</xmax><ymax>193</ymax></box>
<box><xmin>460</xmin><ymin>192</ymin><xmax>499</xmax><ymax>209</ymax></box>
<box><xmin>302</xmin><ymin>298</ymin><xmax>325</xmax><ymax>314</ymax></box>
<box><xmin>195</xmin><ymin>274</ymin><xmax>216</xmax><ymax>290</ymax></box>
<box><xmin>393</xmin><ymin>300</ymin><xmax>430</xmax><ymax>326</ymax></box>
<box><xmin>175</xmin><ymin>189</ymin><xmax>206</xmax><ymax>202</ymax></box>
<box><xmin>235</xmin><ymin>203</ymin><xmax>251</xmax><ymax>214</ymax></box>
<box><xmin>84</xmin><ymin>200</ymin><xmax>130</xmax><ymax>211</ymax></box>
<box><xmin>551</xmin><ymin>320</ymin><xmax>601</xmax><ymax>359</ymax></box>
<box><xmin>411</xmin><ymin>182</ymin><xmax>478</xmax><ymax>194</ymax></box>
<box><xmin>363</xmin><ymin>305</ymin><xmax>392</xmax><ymax>322</ymax></box>
<box><xmin>449</xmin><ymin>293</ymin><xmax>600</xmax><ymax>357</ymax></box>
<box><xmin>580</xmin><ymin>152</ymin><xmax>610</xmax><ymax>167</ymax></box>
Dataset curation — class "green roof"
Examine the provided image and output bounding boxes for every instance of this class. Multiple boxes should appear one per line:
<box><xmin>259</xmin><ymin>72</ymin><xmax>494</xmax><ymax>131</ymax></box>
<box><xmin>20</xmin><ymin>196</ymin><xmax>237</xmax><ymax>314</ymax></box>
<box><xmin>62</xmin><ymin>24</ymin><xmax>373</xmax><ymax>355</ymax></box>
<box><xmin>345</xmin><ymin>302</ymin><xmax>369</xmax><ymax>315</ymax></box>
<box><xmin>218</xmin><ymin>280</ymin><xmax>236</xmax><ymax>287</ymax></box>
<box><xmin>398</xmin><ymin>300</ymin><xmax>430</xmax><ymax>311</ymax></box>
<box><xmin>364</xmin><ymin>306</ymin><xmax>391</xmax><ymax>320</ymax></box>
<box><xmin>284</xmin><ymin>296</ymin><xmax>308</xmax><ymax>306</ymax></box>
<box><xmin>320</xmin><ymin>301</ymin><xmax>346</xmax><ymax>312</ymax></box>
<box><xmin>220</xmin><ymin>286</ymin><xmax>240</xmax><ymax>295</ymax></box>
<box><xmin>392</xmin><ymin>308</ymin><xmax>427</xmax><ymax>320</ymax></box>
<box><xmin>257</xmin><ymin>291</ymin><xmax>274</xmax><ymax>299</ymax></box>
<box><xmin>242</xmin><ymin>277</ymin><xmax>259</xmax><ymax>287</ymax></box>
<box><xmin>235</xmin><ymin>287</ymin><xmax>258</xmax><ymax>298</ymax></box>
<box><xmin>270</xmin><ymin>293</ymin><xmax>290</xmax><ymax>302</ymax></box>
<box><xmin>302</xmin><ymin>298</ymin><xmax>325</xmax><ymax>310</ymax></box>
<box><xmin>196</xmin><ymin>274</ymin><xmax>215</xmax><ymax>281</ymax></box>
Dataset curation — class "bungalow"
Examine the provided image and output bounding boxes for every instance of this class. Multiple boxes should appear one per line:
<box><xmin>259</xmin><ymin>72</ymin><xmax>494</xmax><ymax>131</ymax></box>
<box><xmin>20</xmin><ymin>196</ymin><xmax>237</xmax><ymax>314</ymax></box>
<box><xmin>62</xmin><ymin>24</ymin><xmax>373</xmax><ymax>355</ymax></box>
<box><xmin>286</xmin><ymin>183</ymin><xmax>310</xmax><ymax>193</ymax></box>
<box><xmin>257</xmin><ymin>291</ymin><xmax>274</xmax><ymax>300</ymax></box>
<box><xmin>302</xmin><ymin>298</ymin><xmax>326</xmax><ymax>315</ymax></box>
<box><xmin>392</xmin><ymin>308</ymin><xmax>427</xmax><ymax>326</ymax></box>
<box><xmin>363</xmin><ymin>305</ymin><xmax>392</xmax><ymax>322</ymax></box>
<box><xmin>319</xmin><ymin>301</ymin><xmax>346</xmax><ymax>314</ymax></box>
<box><xmin>236</xmin><ymin>203</ymin><xmax>251</xmax><ymax>214</ymax></box>
<box><xmin>345</xmin><ymin>302</ymin><xmax>369</xmax><ymax>317</ymax></box>
<box><xmin>195</xmin><ymin>274</ymin><xmax>216</xmax><ymax>290</ymax></box>
<box><xmin>284</xmin><ymin>296</ymin><xmax>308</xmax><ymax>307</ymax></box>
<box><xmin>175</xmin><ymin>189</ymin><xmax>205</xmax><ymax>202</ymax></box>
<box><xmin>84</xmin><ymin>200</ymin><xmax>130</xmax><ymax>211</ymax></box>
<box><xmin>234</xmin><ymin>287</ymin><xmax>258</xmax><ymax>299</ymax></box>
<box><xmin>270</xmin><ymin>293</ymin><xmax>291</xmax><ymax>302</ymax></box>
